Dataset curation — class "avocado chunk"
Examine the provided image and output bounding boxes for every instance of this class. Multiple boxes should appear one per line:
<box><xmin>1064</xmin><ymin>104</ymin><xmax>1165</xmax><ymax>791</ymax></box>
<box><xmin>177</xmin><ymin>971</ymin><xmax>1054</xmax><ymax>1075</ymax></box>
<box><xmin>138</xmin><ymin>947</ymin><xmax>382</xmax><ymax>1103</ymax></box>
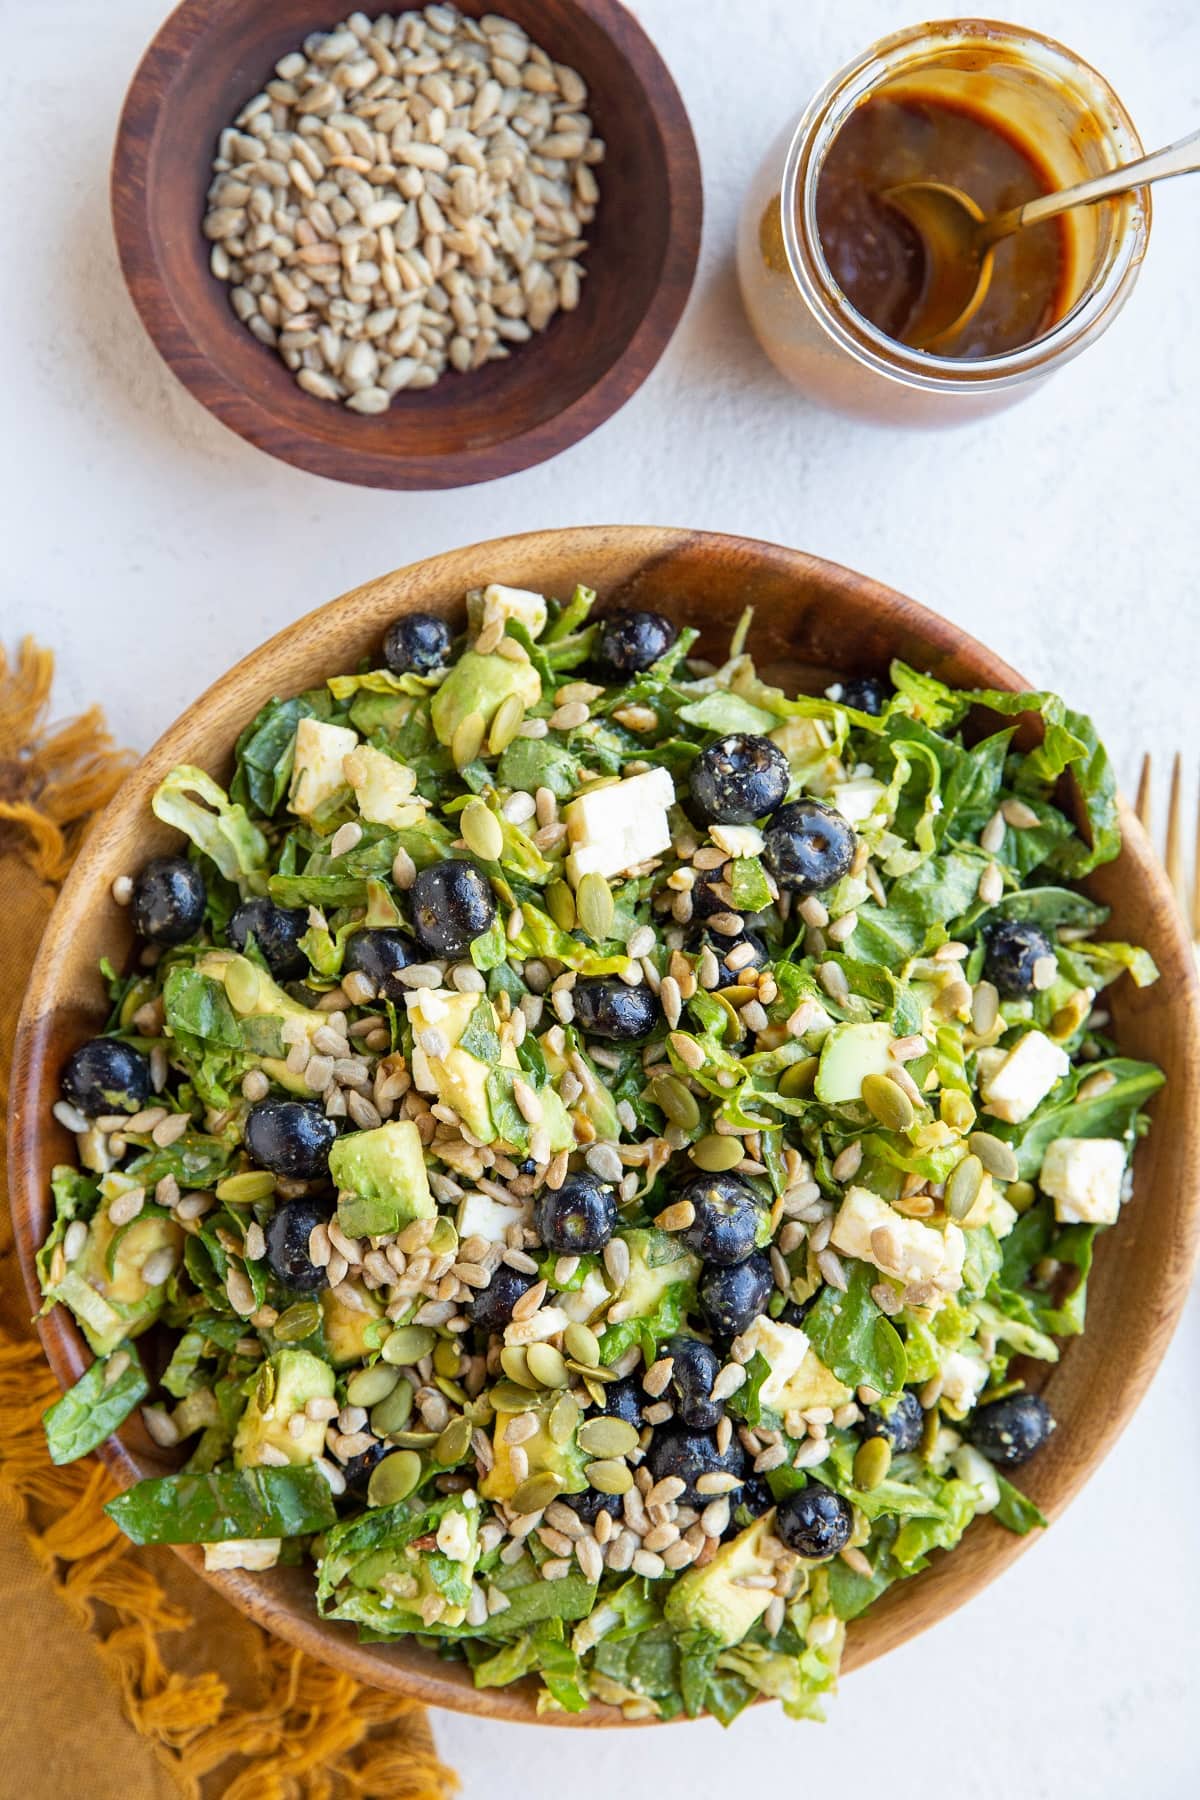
<box><xmin>619</xmin><ymin>1228</ymin><xmax>700</xmax><ymax>1322</ymax></box>
<box><xmin>197</xmin><ymin>951</ymin><xmax>324</xmax><ymax>1096</ymax></box>
<box><xmin>50</xmin><ymin>1188</ymin><xmax>184</xmax><ymax>1356</ymax></box>
<box><xmin>480</xmin><ymin>1391</ymin><xmax>588</xmax><ymax>1503</ymax></box>
<box><xmin>289</xmin><ymin>717</ymin><xmax>359</xmax><ymax>821</ymax></box>
<box><xmin>329</xmin><ymin>1120</ymin><xmax>434</xmax><ymax>1239</ymax></box>
<box><xmin>233</xmin><ymin>1347</ymin><xmax>335</xmax><ymax>1467</ymax></box>
<box><xmin>320</xmin><ymin>1283</ymin><xmax>385</xmax><ymax>1368</ymax></box>
<box><xmin>343</xmin><ymin>745</ymin><xmax>426</xmax><ymax>829</ymax></box>
<box><xmin>329</xmin><ymin>1493</ymin><xmax>482</xmax><ymax>1630</ymax></box>
<box><xmin>540</xmin><ymin>1036</ymin><xmax>620</xmax><ymax>1142</ymax></box>
<box><xmin>665</xmin><ymin>1512</ymin><xmax>784</xmax><ymax>1647</ymax></box>
<box><xmin>405</xmin><ymin>989</ymin><xmax>573</xmax><ymax>1152</ymax></box>
<box><xmin>430</xmin><ymin>650</ymin><xmax>541</xmax><ymax>747</ymax></box>
<box><xmin>815</xmin><ymin>1021</ymin><xmax>897</xmax><ymax>1105</ymax></box>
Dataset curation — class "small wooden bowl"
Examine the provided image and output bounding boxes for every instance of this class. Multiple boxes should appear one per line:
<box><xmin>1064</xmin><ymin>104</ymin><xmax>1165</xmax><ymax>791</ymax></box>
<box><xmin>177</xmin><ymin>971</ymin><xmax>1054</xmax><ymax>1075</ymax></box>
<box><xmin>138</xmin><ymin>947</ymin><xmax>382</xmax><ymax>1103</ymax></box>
<box><xmin>10</xmin><ymin>527</ymin><xmax>1199</xmax><ymax>1722</ymax></box>
<box><xmin>111</xmin><ymin>2</ymin><xmax>702</xmax><ymax>489</ymax></box>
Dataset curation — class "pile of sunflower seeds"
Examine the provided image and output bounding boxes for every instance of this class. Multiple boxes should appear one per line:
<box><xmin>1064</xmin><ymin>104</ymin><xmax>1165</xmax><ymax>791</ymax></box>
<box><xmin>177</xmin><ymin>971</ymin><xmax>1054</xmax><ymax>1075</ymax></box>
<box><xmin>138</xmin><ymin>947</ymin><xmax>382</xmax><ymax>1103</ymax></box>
<box><xmin>202</xmin><ymin>5</ymin><xmax>603</xmax><ymax>411</ymax></box>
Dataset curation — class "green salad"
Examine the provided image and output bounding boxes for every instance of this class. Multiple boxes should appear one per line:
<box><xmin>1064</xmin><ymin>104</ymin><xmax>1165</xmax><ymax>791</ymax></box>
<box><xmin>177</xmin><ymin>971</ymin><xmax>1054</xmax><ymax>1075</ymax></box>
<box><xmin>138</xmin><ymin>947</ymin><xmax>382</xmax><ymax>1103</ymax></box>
<box><xmin>39</xmin><ymin>581</ymin><xmax>1163</xmax><ymax>1722</ymax></box>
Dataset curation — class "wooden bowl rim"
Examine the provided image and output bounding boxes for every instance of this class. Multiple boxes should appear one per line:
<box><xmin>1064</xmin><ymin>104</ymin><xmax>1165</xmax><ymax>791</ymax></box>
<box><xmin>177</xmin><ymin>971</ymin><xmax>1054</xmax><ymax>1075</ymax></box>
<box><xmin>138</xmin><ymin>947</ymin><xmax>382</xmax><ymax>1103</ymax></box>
<box><xmin>9</xmin><ymin>525</ymin><xmax>1200</xmax><ymax>1723</ymax></box>
<box><xmin>110</xmin><ymin>0</ymin><xmax>703</xmax><ymax>491</ymax></box>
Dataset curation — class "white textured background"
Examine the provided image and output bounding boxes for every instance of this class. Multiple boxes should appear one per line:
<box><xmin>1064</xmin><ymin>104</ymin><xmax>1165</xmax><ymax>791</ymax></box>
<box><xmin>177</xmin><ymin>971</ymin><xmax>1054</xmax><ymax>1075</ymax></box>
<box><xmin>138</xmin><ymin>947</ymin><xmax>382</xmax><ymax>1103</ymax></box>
<box><xmin>3</xmin><ymin>0</ymin><xmax>1199</xmax><ymax>1793</ymax></box>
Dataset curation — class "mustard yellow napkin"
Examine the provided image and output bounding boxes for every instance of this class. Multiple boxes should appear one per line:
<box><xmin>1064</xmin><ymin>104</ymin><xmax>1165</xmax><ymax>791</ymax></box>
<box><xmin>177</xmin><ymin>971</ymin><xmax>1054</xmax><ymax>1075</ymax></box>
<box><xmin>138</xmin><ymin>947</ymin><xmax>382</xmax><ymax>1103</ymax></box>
<box><xmin>0</xmin><ymin>641</ymin><xmax>458</xmax><ymax>1800</ymax></box>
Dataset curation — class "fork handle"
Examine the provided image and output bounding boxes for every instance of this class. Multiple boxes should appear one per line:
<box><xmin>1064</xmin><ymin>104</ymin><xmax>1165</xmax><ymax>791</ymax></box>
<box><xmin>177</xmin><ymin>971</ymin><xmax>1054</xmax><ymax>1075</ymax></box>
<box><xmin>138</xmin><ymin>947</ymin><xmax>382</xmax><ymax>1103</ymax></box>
<box><xmin>998</xmin><ymin>125</ymin><xmax>1200</xmax><ymax>235</ymax></box>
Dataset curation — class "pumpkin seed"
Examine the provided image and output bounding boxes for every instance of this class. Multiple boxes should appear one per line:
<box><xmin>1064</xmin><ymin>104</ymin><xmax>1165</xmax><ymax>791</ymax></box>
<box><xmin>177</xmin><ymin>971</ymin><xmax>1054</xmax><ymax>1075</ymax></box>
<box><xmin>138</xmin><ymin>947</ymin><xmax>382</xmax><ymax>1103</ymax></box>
<box><xmin>500</xmin><ymin>1345</ymin><xmax>540</xmax><ymax>1389</ymax></box>
<box><xmin>224</xmin><ymin>955</ymin><xmax>261</xmax><ymax>1014</ymax></box>
<box><xmin>435</xmin><ymin>1375</ymin><xmax>469</xmax><ymax>1405</ymax></box>
<box><xmin>428</xmin><ymin>1216</ymin><xmax>459</xmax><ymax>1255</ymax></box>
<box><xmin>853</xmin><ymin>1434</ymin><xmax>892</xmax><ymax>1491</ymax></box>
<box><xmin>215</xmin><ymin>1170</ymin><xmax>276</xmax><ymax>1204</ymax></box>
<box><xmin>690</xmin><ymin>1133</ymin><xmax>744</xmax><ymax>1173</ymax></box>
<box><xmin>576</xmin><ymin>871</ymin><xmax>615</xmax><ymax>943</ymax></box>
<box><xmin>778</xmin><ymin>1056</ymin><xmax>819</xmax><ymax>1099</ymax></box>
<box><xmin>583</xmin><ymin>1377</ymin><xmax>608</xmax><ymax>1408</ymax></box>
<box><xmin>435</xmin><ymin>1414</ymin><xmax>474</xmax><ymax>1465</ymax></box>
<box><xmin>718</xmin><ymin>983</ymin><xmax>757</xmax><ymax>1008</ymax></box>
<box><xmin>650</xmin><ymin>1072</ymin><xmax>700</xmax><ymax>1131</ymax></box>
<box><xmin>577</xmin><ymin>1416</ymin><xmax>640</xmax><ymax>1457</ymax></box>
<box><xmin>548</xmin><ymin>1390</ymin><xmax>580</xmax><ymax>1444</ymax></box>
<box><xmin>546</xmin><ymin>879</ymin><xmax>576</xmax><ymax>932</ymax></box>
<box><xmin>488</xmin><ymin>691</ymin><xmax>526</xmax><ymax>755</ymax></box>
<box><xmin>390</xmin><ymin>1428</ymin><xmax>440</xmax><ymax>1448</ymax></box>
<box><xmin>563</xmin><ymin>1322</ymin><xmax>600</xmax><ymax>1368</ymax></box>
<box><xmin>273</xmin><ymin>1299</ymin><xmax>322</xmax><ymax>1343</ymax></box>
<box><xmin>490</xmin><ymin>1379</ymin><xmax>541</xmax><ymax>1413</ymax></box>
<box><xmin>347</xmin><ymin>1363</ymin><xmax>401</xmax><ymax>1408</ymax></box>
<box><xmin>940</xmin><ymin>1089</ymin><xmax>976</xmax><ymax>1132</ymax></box>
<box><xmin>584</xmin><ymin>1457</ymin><xmax>634</xmax><ymax>1495</ymax></box>
<box><xmin>861</xmin><ymin>1073</ymin><xmax>916</xmax><ymax>1132</ymax></box>
<box><xmin>511</xmin><ymin>1472</ymin><xmax>563</xmax><ymax>1513</ymax></box>
<box><xmin>433</xmin><ymin>1340</ymin><xmax>463</xmax><ymax>1378</ymax></box>
<box><xmin>367</xmin><ymin>1449</ymin><xmax>423</xmax><ymax>1507</ymax></box>
<box><xmin>945</xmin><ymin>1153</ymin><xmax>985</xmax><ymax>1222</ymax></box>
<box><xmin>707</xmin><ymin>991</ymin><xmax>743</xmax><ymax>1040</ymax></box>
<box><xmin>451</xmin><ymin>709</ymin><xmax>486</xmax><ymax>770</ymax></box>
<box><xmin>1006</xmin><ymin>1180</ymin><xmax>1036</xmax><ymax>1214</ymax></box>
<box><xmin>369</xmin><ymin>1377</ymin><xmax>414</xmax><ymax>1437</ymax></box>
<box><xmin>1050</xmin><ymin>991</ymin><xmax>1092</xmax><ymax>1039</ymax></box>
<box><xmin>461</xmin><ymin>798</ymin><xmax>504</xmax><ymax>862</ymax></box>
<box><xmin>919</xmin><ymin>1402</ymin><xmax>941</xmax><ymax>1461</ymax></box>
<box><xmin>968</xmin><ymin>1131</ymin><xmax>1019</xmax><ymax>1183</ymax></box>
<box><xmin>381</xmin><ymin>1324</ymin><xmax>436</xmax><ymax>1365</ymax></box>
<box><xmin>255</xmin><ymin>1362</ymin><xmax>275</xmax><ymax>1410</ymax></box>
<box><xmin>526</xmin><ymin>1342</ymin><xmax>569</xmax><ymax>1388</ymax></box>
<box><xmin>568</xmin><ymin>1359</ymin><xmax>616</xmax><ymax>1386</ymax></box>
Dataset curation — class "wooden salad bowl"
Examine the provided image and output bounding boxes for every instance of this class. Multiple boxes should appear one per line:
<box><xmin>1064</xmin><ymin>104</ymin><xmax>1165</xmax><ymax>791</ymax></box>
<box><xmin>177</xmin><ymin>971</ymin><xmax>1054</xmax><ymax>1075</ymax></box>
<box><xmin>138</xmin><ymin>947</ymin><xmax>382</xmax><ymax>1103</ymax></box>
<box><xmin>9</xmin><ymin>528</ymin><xmax>1200</xmax><ymax>1722</ymax></box>
<box><xmin>111</xmin><ymin>0</ymin><xmax>702</xmax><ymax>490</ymax></box>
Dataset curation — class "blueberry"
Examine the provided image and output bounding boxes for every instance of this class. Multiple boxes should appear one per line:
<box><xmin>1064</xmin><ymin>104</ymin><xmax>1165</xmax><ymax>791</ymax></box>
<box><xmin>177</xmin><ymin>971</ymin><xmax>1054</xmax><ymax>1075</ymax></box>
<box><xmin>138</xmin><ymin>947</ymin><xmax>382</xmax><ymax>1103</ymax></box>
<box><xmin>410</xmin><ymin>860</ymin><xmax>496</xmax><ymax>958</ymax></box>
<box><xmin>343</xmin><ymin>927</ymin><xmax>418</xmax><ymax>1001</ymax></box>
<box><xmin>229</xmin><ymin>897</ymin><xmax>308</xmax><ymax>980</ymax></box>
<box><xmin>968</xmin><ymin>1393</ymin><xmax>1055</xmax><ymax>1468</ymax></box>
<box><xmin>691</xmin><ymin>928</ymin><xmax>767</xmax><ymax>989</ymax></box>
<box><xmin>645</xmin><ymin>1423</ymin><xmax>746</xmax><ymax>1507</ymax></box>
<box><xmin>131</xmin><ymin>855</ymin><xmax>207</xmax><ymax>945</ymax></box>
<box><xmin>838</xmin><ymin>675</ymin><xmax>889</xmax><ymax>715</ymax></box>
<box><xmin>572</xmin><ymin>979</ymin><xmax>660</xmax><ymax>1042</ymax></box>
<box><xmin>983</xmin><ymin>918</ymin><xmax>1055</xmax><ymax>999</ymax></box>
<box><xmin>561</xmin><ymin>1486</ymin><xmax>623</xmax><ymax>1525</ymax></box>
<box><xmin>677</xmin><ymin>1171</ymin><xmax>764</xmax><ymax>1267</ymax></box>
<box><xmin>594</xmin><ymin>609</ymin><xmax>678</xmax><ymax>678</ymax></box>
<box><xmin>689</xmin><ymin>865</ymin><xmax>734</xmax><ymax>922</ymax></box>
<box><xmin>732</xmin><ymin>1474</ymin><xmax>775</xmax><ymax>1526</ymax></box>
<box><xmin>663</xmin><ymin>1334</ymin><xmax>723</xmax><ymax>1430</ymax></box>
<box><xmin>382</xmin><ymin>611</ymin><xmax>452</xmax><ymax>675</ymax></box>
<box><xmin>61</xmin><ymin>1038</ymin><xmax>151</xmax><ymax>1117</ymax></box>
<box><xmin>775</xmin><ymin>1481</ymin><xmax>853</xmax><ymax>1558</ymax></box>
<box><xmin>468</xmin><ymin>1262</ymin><xmax>538</xmax><ymax>1334</ymax></box>
<box><xmin>763</xmin><ymin>799</ymin><xmax>857</xmax><ymax>895</ymax></box>
<box><xmin>697</xmin><ymin>1252</ymin><xmax>773</xmax><ymax>1338</ymax></box>
<box><xmin>342</xmin><ymin>1440</ymin><xmax>389</xmax><ymax>1494</ymax></box>
<box><xmin>601</xmin><ymin>1375</ymin><xmax>645</xmax><ymax>1428</ymax></box>
<box><xmin>264</xmin><ymin>1196</ymin><xmax>330</xmax><ymax>1292</ymax></box>
<box><xmin>778</xmin><ymin>1295</ymin><xmax>817</xmax><ymax>1329</ymax></box>
<box><xmin>689</xmin><ymin>734</ymin><xmax>790</xmax><ymax>827</ymax></box>
<box><xmin>861</xmin><ymin>1389</ymin><xmax>923</xmax><ymax>1455</ymax></box>
<box><xmin>244</xmin><ymin>1099</ymin><xmax>336</xmax><ymax>1180</ymax></box>
<box><xmin>535</xmin><ymin>1171</ymin><xmax>617</xmax><ymax>1254</ymax></box>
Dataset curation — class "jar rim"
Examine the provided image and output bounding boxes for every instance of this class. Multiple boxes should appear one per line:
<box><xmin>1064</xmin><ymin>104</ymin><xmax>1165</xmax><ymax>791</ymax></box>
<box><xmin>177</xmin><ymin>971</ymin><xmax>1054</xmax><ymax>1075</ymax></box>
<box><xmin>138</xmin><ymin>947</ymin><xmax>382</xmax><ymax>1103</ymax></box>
<box><xmin>781</xmin><ymin>18</ymin><xmax>1151</xmax><ymax>393</ymax></box>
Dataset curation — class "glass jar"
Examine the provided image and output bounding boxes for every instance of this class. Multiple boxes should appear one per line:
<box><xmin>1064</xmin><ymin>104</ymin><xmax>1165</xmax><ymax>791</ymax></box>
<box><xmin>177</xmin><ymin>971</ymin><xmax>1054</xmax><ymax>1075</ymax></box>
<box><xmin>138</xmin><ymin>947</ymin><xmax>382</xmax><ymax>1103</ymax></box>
<box><xmin>737</xmin><ymin>19</ymin><xmax>1150</xmax><ymax>425</ymax></box>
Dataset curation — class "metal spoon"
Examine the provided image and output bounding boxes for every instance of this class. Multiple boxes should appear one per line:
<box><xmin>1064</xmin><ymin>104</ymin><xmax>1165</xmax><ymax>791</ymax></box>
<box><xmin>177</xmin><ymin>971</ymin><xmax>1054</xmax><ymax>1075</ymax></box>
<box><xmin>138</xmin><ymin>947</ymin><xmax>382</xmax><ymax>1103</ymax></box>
<box><xmin>883</xmin><ymin>125</ymin><xmax>1200</xmax><ymax>351</ymax></box>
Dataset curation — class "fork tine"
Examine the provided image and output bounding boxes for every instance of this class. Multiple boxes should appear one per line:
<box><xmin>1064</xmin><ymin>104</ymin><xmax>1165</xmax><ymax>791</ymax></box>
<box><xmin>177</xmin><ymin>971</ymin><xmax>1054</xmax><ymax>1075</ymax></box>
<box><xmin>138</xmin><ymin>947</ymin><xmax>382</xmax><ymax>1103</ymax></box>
<box><xmin>1135</xmin><ymin>752</ymin><xmax>1153</xmax><ymax>832</ymax></box>
<box><xmin>1165</xmin><ymin>752</ymin><xmax>1187</xmax><ymax>914</ymax></box>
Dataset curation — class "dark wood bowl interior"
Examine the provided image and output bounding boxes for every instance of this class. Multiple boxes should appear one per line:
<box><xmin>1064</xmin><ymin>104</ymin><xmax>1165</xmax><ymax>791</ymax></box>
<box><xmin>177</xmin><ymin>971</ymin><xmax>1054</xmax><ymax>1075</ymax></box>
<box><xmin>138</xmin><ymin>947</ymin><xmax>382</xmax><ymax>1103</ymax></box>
<box><xmin>9</xmin><ymin>527</ymin><xmax>1199</xmax><ymax>1722</ymax></box>
<box><xmin>112</xmin><ymin>0</ymin><xmax>702</xmax><ymax>488</ymax></box>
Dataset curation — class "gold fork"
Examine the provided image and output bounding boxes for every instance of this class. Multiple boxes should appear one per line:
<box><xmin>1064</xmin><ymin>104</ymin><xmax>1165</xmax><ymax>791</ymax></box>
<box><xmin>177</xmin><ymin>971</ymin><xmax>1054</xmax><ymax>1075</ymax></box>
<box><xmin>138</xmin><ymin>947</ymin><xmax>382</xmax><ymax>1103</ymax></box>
<box><xmin>1135</xmin><ymin>752</ymin><xmax>1200</xmax><ymax>943</ymax></box>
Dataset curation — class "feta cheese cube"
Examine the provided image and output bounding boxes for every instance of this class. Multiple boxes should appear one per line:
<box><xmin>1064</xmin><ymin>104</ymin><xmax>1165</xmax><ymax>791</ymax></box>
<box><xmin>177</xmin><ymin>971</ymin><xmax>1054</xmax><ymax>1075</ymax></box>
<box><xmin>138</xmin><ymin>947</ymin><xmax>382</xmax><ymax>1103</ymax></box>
<box><xmin>559</xmin><ymin>1268</ymin><xmax>611</xmax><ymax>1324</ymax></box>
<box><xmin>564</xmin><ymin>767</ymin><xmax>675</xmax><ymax>885</ymax></box>
<box><xmin>343</xmin><ymin>745</ymin><xmax>424</xmax><ymax>828</ymax></box>
<box><xmin>980</xmin><ymin>1030</ymin><xmax>1069</xmax><ymax>1124</ymax></box>
<box><xmin>203</xmin><ymin>1538</ymin><xmax>282</xmax><ymax>1572</ymax></box>
<box><xmin>733</xmin><ymin>1315</ymin><xmax>810</xmax><ymax>1411</ymax></box>
<box><xmin>1039</xmin><ymin>1136</ymin><xmax>1126</xmax><ymax>1225</ymax></box>
<box><xmin>289</xmin><ymin>717</ymin><xmax>359</xmax><ymax>821</ymax></box>
<box><xmin>939</xmin><ymin>1349</ymin><xmax>989</xmax><ymax>1416</ymax></box>
<box><xmin>435</xmin><ymin>1508</ymin><xmax>473</xmax><ymax>1562</ymax></box>
<box><xmin>951</xmin><ymin>1443</ymin><xmax>1001</xmax><ymax>1514</ymax></box>
<box><xmin>831</xmin><ymin>777</ymin><xmax>887</xmax><ymax>825</ymax></box>
<box><xmin>457</xmin><ymin>1190</ymin><xmax>527</xmax><ymax>1245</ymax></box>
<box><xmin>831</xmin><ymin>1185</ymin><xmax>964</xmax><ymax>1293</ymax></box>
<box><xmin>469</xmin><ymin>582</ymin><xmax>548</xmax><ymax>640</ymax></box>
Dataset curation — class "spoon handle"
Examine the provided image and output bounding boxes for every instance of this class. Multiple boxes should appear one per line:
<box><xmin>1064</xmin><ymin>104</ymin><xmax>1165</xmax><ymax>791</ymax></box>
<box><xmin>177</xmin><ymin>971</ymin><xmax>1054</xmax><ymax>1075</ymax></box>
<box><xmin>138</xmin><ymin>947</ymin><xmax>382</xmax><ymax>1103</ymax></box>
<box><xmin>1008</xmin><ymin>125</ymin><xmax>1200</xmax><ymax>233</ymax></box>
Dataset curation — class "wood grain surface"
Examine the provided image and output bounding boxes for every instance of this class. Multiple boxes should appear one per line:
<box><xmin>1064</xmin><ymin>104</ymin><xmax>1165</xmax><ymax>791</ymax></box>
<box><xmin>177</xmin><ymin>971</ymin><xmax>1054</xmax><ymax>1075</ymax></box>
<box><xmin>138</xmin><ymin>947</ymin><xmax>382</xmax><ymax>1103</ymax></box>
<box><xmin>110</xmin><ymin>0</ymin><xmax>703</xmax><ymax>489</ymax></box>
<box><xmin>10</xmin><ymin>526</ymin><xmax>1199</xmax><ymax>1722</ymax></box>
